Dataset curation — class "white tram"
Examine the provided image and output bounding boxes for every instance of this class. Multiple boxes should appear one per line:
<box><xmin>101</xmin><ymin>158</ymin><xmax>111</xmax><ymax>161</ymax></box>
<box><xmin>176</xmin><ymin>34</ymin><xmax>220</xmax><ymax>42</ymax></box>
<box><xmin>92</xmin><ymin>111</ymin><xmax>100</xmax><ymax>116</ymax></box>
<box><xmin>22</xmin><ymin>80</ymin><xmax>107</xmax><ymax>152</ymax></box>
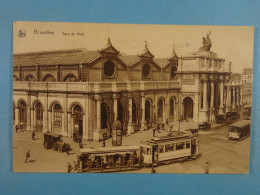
<box><xmin>141</xmin><ymin>132</ymin><xmax>199</xmax><ymax>166</ymax></box>
<box><xmin>229</xmin><ymin>120</ymin><xmax>251</xmax><ymax>140</ymax></box>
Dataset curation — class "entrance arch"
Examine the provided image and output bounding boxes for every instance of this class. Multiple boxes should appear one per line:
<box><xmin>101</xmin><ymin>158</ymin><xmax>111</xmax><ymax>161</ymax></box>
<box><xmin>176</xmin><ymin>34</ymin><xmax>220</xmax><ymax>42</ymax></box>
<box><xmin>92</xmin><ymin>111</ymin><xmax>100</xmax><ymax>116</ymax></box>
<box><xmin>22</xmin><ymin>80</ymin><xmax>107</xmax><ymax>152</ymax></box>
<box><xmin>157</xmin><ymin>98</ymin><xmax>164</xmax><ymax>118</ymax></box>
<box><xmin>53</xmin><ymin>104</ymin><xmax>62</xmax><ymax>133</ymax></box>
<box><xmin>145</xmin><ymin>99</ymin><xmax>152</xmax><ymax>121</ymax></box>
<box><xmin>117</xmin><ymin>101</ymin><xmax>125</xmax><ymax>129</ymax></box>
<box><xmin>18</xmin><ymin>100</ymin><xmax>27</xmax><ymax>130</ymax></box>
<box><xmin>35</xmin><ymin>102</ymin><xmax>43</xmax><ymax>132</ymax></box>
<box><xmin>72</xmin><ymin>105</ymin><xmax>83</xmax><ymax>140</ymax></box>
<box><xmin>183</xmin><ymin>97</ymin><xmax>193</xmax><ymax>119</ymax></box>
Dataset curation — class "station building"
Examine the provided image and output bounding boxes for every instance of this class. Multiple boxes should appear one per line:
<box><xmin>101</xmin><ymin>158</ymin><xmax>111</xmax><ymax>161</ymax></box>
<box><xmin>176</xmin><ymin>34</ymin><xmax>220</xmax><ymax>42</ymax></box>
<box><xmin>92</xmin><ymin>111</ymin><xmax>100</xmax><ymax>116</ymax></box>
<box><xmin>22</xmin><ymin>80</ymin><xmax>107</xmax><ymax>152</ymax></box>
<box><xmin>13</xmin><ymin>36</ymin><xmax>241</xmax><ymax>141</ymax></box>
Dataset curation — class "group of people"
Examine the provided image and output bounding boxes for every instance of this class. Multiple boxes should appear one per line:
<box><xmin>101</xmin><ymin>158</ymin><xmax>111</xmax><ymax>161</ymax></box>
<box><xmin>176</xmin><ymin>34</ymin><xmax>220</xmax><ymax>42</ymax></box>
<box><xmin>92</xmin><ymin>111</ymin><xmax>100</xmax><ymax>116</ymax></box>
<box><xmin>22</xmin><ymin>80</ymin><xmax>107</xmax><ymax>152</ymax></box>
<box><xmin>152</xmin><ymin>122</ymin><xmax>174</xmax><ymax>137</ymax></box>
<box><xmin>81</xmin><ymin>151</ymin><xmax>143</xmax><ymax>171</ymax></box>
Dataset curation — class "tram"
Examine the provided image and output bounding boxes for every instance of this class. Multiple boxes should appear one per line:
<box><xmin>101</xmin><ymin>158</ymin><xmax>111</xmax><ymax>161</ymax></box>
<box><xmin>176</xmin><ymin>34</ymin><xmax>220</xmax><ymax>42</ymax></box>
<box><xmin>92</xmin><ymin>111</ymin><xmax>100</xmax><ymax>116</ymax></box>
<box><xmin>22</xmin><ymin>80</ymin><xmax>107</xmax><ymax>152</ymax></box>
<box><xmin>229</xmin><ymin>120</ymin><xmax>251</xmax><ymax>140</ymax></box>
<box><xmin>77</xmin><ymin>132</ymin><xmax>199</xmax><ymax>172</ymax></box>
<box><xmin>141</xmin><ymin>132</ymin><xmax>199</xmax><ymax>166</ymax></box>
<box><xmin>78</xmin><ymin>146</ymin><xmax>141</xmax><ymax>173</ymax></box>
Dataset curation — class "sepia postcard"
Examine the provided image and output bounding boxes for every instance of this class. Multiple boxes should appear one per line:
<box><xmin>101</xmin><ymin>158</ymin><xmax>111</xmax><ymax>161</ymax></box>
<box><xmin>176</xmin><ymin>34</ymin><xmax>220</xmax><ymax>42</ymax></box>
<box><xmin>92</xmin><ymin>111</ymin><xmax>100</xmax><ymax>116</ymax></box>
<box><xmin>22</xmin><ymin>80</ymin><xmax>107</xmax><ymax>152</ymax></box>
<box><xmin>13</xmin><ymin>21</ymin><xmax>254</xmax><ymax>174</ymax></box>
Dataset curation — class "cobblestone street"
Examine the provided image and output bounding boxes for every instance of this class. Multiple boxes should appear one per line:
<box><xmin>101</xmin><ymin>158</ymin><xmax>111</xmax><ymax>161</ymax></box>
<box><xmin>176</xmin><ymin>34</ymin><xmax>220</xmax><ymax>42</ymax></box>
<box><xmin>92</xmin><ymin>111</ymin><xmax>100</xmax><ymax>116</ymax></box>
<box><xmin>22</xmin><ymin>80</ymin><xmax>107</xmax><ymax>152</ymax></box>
<box><xmin>13</xmin><ymin>120</ymin><xmax>250</xmax><ymax>174</ymax></box>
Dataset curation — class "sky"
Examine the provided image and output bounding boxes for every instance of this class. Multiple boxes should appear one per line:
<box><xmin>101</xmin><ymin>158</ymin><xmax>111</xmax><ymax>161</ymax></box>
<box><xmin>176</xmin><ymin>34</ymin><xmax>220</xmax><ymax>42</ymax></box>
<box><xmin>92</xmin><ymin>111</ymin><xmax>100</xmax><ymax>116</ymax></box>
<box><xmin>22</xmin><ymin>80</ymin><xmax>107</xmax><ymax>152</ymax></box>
<box><xmin>13</xmin><ymin>22</ymin><xmax>254</xmax><ymax>74</ymax></box>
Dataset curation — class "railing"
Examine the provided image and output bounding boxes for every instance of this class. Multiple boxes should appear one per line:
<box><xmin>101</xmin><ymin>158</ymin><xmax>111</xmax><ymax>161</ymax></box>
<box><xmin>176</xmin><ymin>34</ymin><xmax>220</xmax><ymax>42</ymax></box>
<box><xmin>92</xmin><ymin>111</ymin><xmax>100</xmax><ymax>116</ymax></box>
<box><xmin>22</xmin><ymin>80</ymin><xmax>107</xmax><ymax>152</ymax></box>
<box><xmin>13</xmin><ymin>80</ymin><xmax>180</xmax><ymax>93</ymax></box>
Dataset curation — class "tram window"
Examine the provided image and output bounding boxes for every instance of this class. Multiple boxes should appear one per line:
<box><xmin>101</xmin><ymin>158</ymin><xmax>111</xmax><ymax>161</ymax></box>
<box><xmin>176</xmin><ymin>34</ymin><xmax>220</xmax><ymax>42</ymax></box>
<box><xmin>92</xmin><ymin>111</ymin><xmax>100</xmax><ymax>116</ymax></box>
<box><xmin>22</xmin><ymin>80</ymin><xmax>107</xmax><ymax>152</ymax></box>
<box><xmin>165</xmin><ymin>144</ymin><xmax>174</xmax><ymax>152</ymax></box>
<box><xmin>159</xmin><ymin>145</ymin><xmax>164</xmax><ymax>153</ymax></box>
<box><xmin>176</xmin><ymin>142</ymin><xmax>185</xmax><ymax>150</ymax></box>
<box><xmin>186</xmin><ymin>141</ymin><xmax>190</xmax><ymax>149</ymax></box>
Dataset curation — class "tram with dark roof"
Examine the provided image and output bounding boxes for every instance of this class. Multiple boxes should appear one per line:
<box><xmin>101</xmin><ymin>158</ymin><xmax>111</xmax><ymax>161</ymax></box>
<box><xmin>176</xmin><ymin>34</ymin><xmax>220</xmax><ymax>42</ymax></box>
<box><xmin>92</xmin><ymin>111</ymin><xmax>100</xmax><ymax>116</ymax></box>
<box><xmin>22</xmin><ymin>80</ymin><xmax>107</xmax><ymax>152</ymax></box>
<box><xmin>229</xmin><ymin>120</ymin><xmax>251</xmax><ymax>140</ymax></box>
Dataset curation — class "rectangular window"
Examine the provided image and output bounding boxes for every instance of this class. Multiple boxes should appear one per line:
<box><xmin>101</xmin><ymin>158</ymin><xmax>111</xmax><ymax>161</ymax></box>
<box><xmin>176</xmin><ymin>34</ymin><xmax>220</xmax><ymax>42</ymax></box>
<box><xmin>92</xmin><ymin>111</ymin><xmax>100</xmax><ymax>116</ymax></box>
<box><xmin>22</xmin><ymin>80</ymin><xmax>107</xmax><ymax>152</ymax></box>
<box><xmin>176</xmin><ymin>142</ymin><xmax>185</xmax><ymax>150</ymax></box>
<box><xmin>159</xmin><ymin>145</ymin><xmax>164</xmax><ymax>153</ymax></box>
<box><xmin>186</xmin><ymin>141</ymin><xmax>190</xmax><ymax>148</ymax></box>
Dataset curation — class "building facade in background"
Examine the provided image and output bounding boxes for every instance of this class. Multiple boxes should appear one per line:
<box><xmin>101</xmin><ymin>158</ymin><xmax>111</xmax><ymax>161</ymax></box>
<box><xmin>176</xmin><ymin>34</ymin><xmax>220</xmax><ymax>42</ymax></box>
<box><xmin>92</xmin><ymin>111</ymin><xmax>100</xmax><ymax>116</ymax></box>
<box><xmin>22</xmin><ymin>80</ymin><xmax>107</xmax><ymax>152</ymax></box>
<box><xmin>13</xmin><ymin>35</ymin><xmax>242</xmax><ymax>141</ymax></box>
<box><xmin>242</xmin><ymin>68</ymin><xmax>253</xmax><ymax>106</ymax></box>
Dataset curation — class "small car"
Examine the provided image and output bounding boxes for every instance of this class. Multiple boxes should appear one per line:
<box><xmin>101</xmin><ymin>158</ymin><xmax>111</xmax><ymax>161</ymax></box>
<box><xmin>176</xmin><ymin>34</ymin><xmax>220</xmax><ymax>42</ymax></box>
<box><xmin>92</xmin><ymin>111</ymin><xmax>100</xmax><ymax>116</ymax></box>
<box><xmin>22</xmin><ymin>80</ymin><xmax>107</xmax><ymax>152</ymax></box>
<box><xmin>226</xmin><ymin>111</ymin><xmax>240</xmax><ymax>120</ymax></box>
<box><xmin>198</xmin><ymin>122</ymin><xmax>211</xmax><ymax>129</ymax></box>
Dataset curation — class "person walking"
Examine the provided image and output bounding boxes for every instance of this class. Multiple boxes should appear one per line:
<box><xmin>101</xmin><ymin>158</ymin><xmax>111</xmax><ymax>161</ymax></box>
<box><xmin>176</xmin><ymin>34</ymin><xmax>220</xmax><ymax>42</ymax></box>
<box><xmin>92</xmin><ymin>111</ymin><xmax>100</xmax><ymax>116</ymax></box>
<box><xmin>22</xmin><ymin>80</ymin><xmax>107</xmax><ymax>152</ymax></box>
<box><xmin>204</xmin><ymin>162</ymin><xmax>209</xmax><ymax>174</ymax></box>
<box><xmin>153</xmin><ymin>126</ymin><xmax>156</xmax><ymax>137</ymax></box>
<box><xmin>151</xmin><ymin>167</ymin><xmax>156</xmax><ymax>173</ymax></box>
<box><xmin>67</xmin><ymin>162</ymin><xmax>73</xmax><ymax>173</ymax></box>
<box><xmin>25</xmin><ymin>150</ymin><xmax>31</xmax><ymax>163</ymax></box>
<box><xmin>73</xmin><ymin>161</ymin><xmax>78</xmax><ymax>173</ymax></box>
<box><xmin>32</xmin><ymin>131</ymin><xmax>35</xmax><ymax>140</ymax></box>
<box><xmin>15</xmin><ymin>125</ymin><xmax>19</xmax><ymax>133</ymax></box>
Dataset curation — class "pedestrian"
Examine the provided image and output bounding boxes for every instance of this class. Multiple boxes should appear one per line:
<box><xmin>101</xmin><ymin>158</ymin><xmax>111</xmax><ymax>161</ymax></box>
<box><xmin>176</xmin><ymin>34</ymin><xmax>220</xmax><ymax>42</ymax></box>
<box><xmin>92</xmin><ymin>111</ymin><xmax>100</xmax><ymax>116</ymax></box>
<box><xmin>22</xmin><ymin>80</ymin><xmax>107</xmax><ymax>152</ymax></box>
<box><xmin>67</xmin><ymin>162</ymin><xmax>73</xmax><ymax>173</ymax></box>
<box><xmin>73</xmin><ymin>161</ymin><xmax>78</xmax><ymax>173</ymax></box>
<box><xmin>102</xmin><ymin>139</ymin><xmax>106</xmax><ymax>147</ymax></box>
<box><xmin>151</xmin><ymin>167</ymin><xmax>156</xmax><ymax>173</ymax></box>
<box><xmin>66</xmin><ymin>144</ymin><xmax>70</xmax><ymax>155</ymax></box>
<box><xmin>79</xmin><ymin>137</ymin><xmax>83</xmax><ymax>148</ymax></box>
<box><xmin>204</xmin><ymin>162</ymin><xmax>209</xmax><ymax>174</ymax></box>
<box><xmin>25</xmin><ymin>150</ymin><xmax>31</xmax><ymax>163</ymax></box>
<box><xmin>15</xmin><ymin>125</ymin><xmax>19</xmax><ymax>133</ymax></box>
<box><xmin>32</xmin><ymin>130</ymin><xmax>35</xmax><ymax>140</ymax></box>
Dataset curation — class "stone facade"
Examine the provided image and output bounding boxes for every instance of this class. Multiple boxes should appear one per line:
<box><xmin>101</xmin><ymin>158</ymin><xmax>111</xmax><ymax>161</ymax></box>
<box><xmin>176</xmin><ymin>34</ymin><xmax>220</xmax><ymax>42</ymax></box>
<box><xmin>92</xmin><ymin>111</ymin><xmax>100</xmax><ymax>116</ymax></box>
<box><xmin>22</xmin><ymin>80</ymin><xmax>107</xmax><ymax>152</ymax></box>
<box><xmin>13</xmin><ymin>37</ymin><xmax>241</xmax><ymax>141</ymax></box>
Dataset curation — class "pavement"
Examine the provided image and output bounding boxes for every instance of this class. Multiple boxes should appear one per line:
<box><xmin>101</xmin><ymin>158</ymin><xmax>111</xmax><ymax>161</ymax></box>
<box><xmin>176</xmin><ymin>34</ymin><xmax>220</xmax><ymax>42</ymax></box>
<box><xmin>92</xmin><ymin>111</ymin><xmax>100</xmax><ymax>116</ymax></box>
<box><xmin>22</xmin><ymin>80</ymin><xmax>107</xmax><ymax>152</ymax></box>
<box><xmin>13</xmin><ymin>118</ymin><xmax>250</xmax><ymax>174</ymax></box>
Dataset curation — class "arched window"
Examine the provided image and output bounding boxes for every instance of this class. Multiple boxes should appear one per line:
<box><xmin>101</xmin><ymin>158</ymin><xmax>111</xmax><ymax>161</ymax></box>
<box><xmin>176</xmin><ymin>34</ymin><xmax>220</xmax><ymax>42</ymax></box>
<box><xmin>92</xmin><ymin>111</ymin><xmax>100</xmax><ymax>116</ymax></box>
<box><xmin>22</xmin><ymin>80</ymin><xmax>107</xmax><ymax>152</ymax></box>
<box><xmin>25</xmin><ymin>74</ymin><xmax>36</xmax><ymax>81</ymax></box>
<box><xmin>43</xmin><ymin>74</ymin><xmax>56</xmax><ymax>82</ymax></box>
<box><xmin>170</xmin><ymin>98</ymin><xmax>174</xmax><ymax>116</ymax></box>
<box><xmin>35</xmin><ymin>102</ymin><xmax>43</xmax><ymax>132</ymax></box>
<box><xmin>158</xmin><ymin>99</ymin><xmax>163</xmax><ymax>118</ymax></box>
<box><xmin>18</xmin><ymin>101</ymin><xmax>27</xmax><ymax>129</ymax></box>
<box><xmin>53</xmin><ymin>104</ymin><xmax>62</xmax><ymax>132</ymax></box>
<box><xmin>64</xmin><ymin>74</ymin><xmax>77</xmax><ymax>82</ymax></box>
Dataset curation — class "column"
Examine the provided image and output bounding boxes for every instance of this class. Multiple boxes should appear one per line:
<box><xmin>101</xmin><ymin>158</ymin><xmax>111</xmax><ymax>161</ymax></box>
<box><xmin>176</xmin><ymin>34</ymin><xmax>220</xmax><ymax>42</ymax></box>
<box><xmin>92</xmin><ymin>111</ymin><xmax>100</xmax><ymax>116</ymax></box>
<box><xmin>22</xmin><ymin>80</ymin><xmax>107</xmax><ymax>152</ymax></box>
<box><xmin>194</xmin><ymin>93</ymin><xmax>199</xmax><ymax>122</ymax></box>
<box><xmin>113</xmin><ymin>94</ymin><xmax>118</xmax><ymax>121</ymax></box>
<box><xmin>210</xmin><ymin>80</ymin><xmax>215</xmax><ymax>122</ymax></box>
<box><xmin>61</xmin><ymin>112</ymin><xmax>65</xmax><ymax>136</ymax></box>
<box><xmin>26</xmin><ymin>105</ymin><xmax>31</xmax><ymax>131</ymax></box>
<box><xmin>203</xmin><ymin>80</ymin><xmax>208</xmax><ymax>110</ymax></box>
<box><xmin>88</xmin><ymin>97</ymin><xmax>93</xmax><ymax>141</ymax></box>
<box><xmin>48</xmin><ymin>111</ymin><xmax>52</xmax><ymax>132</ymax></box>
<box><xmin>236</xmin><ymin>86</ymin><xmax>240</xmax><ymax>107</ymax></box>
<box><xmin>232</xmin><ymin>86</ymin><xmax>236</xmax><ymax>109</ymax></box>
<box><xmin>93</xmin><ymin>95</ymin><xmax>101</xmax><ymax>141</ymax></box>
<box><xmin>219</xmin><ymin>80</ymin><xmax>224</xmax><ymax>114</ymax></box>
<box><xmin>141</xmin><ymin>92</ymin><xmax>146</xmax><ymax>131</ymax></box>
<box><xmin>30</xmin><ymin>109</ymin><xmax>34</xmax><ymax>131</ymax></box>
<box><xmin>15</xmin><ymin>107</ymin><xmax>19</xmax><ymax>126</ymax></box>
<box><xmin>127</xmin><ymin>95</ymin><xmax>134</xmax><ymax>134</ymax></box>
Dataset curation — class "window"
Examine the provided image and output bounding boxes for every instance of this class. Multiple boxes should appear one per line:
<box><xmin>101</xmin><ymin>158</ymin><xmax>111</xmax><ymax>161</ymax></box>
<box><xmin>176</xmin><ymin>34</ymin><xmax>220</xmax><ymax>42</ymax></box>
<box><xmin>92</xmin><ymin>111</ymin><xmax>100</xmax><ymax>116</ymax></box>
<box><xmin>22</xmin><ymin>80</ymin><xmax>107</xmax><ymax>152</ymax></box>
<box><xmin>104</xmin><ymin>60</ymin><xmax>115</xmax><ymax>77</ymax></box>
<box><xmin>142</xmin><ymin>64</ymin><xmax>151</xmax><ymax>78</ymax></box>
<box><xmin>158</xmin><ymin>99</ymin><xmax>163</xmax><ymax>118</ymax></box>
<box><xmin>53</xmin><ymin>104</ymin><xmax>62</xmax><ymax>131</ymax></box>
<box><xmin>176</xmin><ymin>142</ymin><xmax>185</xmax><ymax>150</ymax></box>
<box><xmin>165</xmin><ymin>144</ymin><xmax>174</xmax><ymax>152</ymax></box>
<box><xmin>19</xmin><ymin>101</ymin><xmax>27</xmax><ymax>123</ymax></box>
<box><xmin>159</xmin><ymin>145</ymin><xmax>164</xmax><ymax>153</ymax></box>
<box><xmin>170</xmin><ymin>98</ymin><xmax>174</xmax><ymax>116</ymax></box>
<box><xmin>186</xmin><ymin>141</ymin><xmax>190</xmax><ymax>149</ymax></box>
<box><xmin>171</xmin><ymin>66</ymin><xmax>177</xmax><ymax>78</ymax></box>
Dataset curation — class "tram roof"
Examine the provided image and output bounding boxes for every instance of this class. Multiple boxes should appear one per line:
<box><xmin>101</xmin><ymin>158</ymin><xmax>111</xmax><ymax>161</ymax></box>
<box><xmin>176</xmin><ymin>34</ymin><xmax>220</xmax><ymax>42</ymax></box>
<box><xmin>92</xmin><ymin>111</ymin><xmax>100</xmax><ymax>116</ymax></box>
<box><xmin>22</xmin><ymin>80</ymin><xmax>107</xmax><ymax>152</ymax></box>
<box><xmin>229</xmin><ymin>120</ymin><xmax>251</xmax><ymax>128</ymax></box>
<box><xmin>147</xmin><ymin>132</ymin><xmax>193</xmax><ymax>143</ymax></box>
<box><xmin>79</xmin><ymin>145</ymin><xmax>139</xmax><ymax>155</ymax></box>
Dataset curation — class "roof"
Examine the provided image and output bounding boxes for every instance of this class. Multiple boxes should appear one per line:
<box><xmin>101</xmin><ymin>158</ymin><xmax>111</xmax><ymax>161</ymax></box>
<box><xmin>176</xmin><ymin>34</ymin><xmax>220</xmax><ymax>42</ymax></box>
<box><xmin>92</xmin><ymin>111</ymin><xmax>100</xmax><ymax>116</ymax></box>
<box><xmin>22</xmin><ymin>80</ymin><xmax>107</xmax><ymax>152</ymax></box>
<box><xmin>229</xmin><ymin>120</ymin><xmax>251</xmax><ymax>128</ymax></box>
<box><xmin>154</xmin><ymin>58</ymin><xmax>170</xmax><ymax>68</ymax></box>
<box><xmin>118</xmin><ymin>55</ymin><xmax>140</xmax><ymax>66</ymax></box>
<box><xmin>79</xmin><ymin>145</ymin><xmax>139</xmax><ymax>154</ymax></box>
<box><xmin>13</xmin><ymin>49</ymin><xmax>100</xmax><ymax>66</ymax></box>
<box><xmin>44</xmin><ymin>132</ymin><xmax>62</xmax><ymax>137</ymax></box>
